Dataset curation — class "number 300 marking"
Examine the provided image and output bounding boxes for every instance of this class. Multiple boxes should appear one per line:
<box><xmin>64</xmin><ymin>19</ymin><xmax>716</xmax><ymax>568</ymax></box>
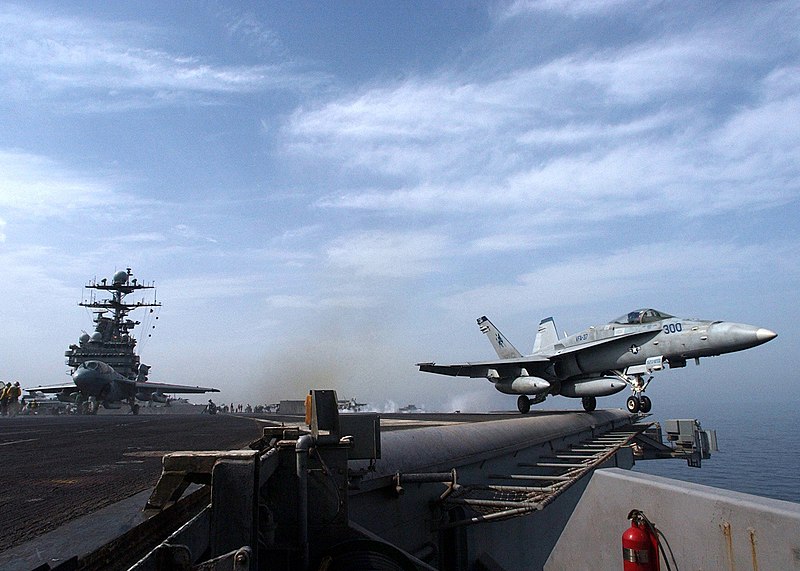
<box><xmin>663</xmin><ymin>323</ymin><xmax>683</xmax><ymax>334</ymax></box>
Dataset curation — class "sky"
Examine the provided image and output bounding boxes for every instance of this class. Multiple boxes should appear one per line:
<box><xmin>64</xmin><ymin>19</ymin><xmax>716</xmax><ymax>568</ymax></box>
<box><xmin>0</xmin><ymin>1</ymin><xmax>797</xmax><ymax>412</ymax></box>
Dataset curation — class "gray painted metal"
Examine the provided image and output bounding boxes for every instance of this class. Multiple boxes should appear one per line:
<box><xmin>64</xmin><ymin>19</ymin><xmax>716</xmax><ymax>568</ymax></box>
<box><xmin>351</xmin><ymin>409</ymin><xmax>635</xmax><ymax>491</ymax></box>
<box><xmin>21</xmin><ymin>396</ymin><xmax>755</xmax><ymax>571</ymax></box>
<box><xmin>547</xmin><ymin>468</ymin><xmax>800</xmax><ymax>571</ymax></box>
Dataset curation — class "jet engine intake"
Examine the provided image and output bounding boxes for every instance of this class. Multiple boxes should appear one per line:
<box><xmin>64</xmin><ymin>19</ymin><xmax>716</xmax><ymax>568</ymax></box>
<box><xmin>494</xmin><ymin>376</ymin><xmax>551</xmax><ymax>395</ymax></box>
<box><xmin>559</xmin><ymin>378</ymin><xmax>626</xmax><ymax>398</ymax></box>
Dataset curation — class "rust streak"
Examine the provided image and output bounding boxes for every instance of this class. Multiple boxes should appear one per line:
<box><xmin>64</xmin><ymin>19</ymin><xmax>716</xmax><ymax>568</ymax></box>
<box><xmin>722</xmin><ymin>521</ymin><xmax>736</xmax><ymax>571</ymax></box>
<box><xmin>748</xmin><ymin>528</ymin><xmax>759</xmax><ymax>571</ymax></box>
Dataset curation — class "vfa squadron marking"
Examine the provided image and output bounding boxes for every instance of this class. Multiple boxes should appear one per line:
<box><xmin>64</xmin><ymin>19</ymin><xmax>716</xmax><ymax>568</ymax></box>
<box><xmin>417</xmin><ymin>308</ymin><xmax>776</xmax><ymax>414</ymax></box>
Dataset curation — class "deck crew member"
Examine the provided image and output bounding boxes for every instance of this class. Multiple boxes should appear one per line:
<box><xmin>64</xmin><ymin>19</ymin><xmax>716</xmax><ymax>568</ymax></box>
<box><xmin>8</xmin><ymin>382</ymin><xmax>22</xmax><ymax>416</ymax></box>
<box><xmin>0</xmin><ymin>382</ymin><xmax>11</xmax><ymax>416</ymax></box>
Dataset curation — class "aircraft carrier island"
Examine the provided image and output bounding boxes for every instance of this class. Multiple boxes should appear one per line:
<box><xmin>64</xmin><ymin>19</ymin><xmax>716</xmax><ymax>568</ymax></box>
<box><xmin>2</xmin><ymin>390</ymin><xmax>799</xmax><ymax>571</ymax></box>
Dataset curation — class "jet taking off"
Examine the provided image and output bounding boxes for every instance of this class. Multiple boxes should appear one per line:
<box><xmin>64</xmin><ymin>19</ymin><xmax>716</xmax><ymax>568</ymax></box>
<box><xmin>418</xmin><ymin>309</ymin><xmax>776</xmax><ymax>414</ymax></box>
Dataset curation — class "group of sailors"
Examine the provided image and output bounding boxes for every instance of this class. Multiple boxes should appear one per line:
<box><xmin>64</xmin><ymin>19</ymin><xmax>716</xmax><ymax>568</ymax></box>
<box><xmin>202</xmin><ymin>401</ymin><xmax>259</xmax><ymax>415</ymax></box>
<box><xmin>0</xmin><ymin>381</ymin><xmax>22</xmax><ymax>416</ymax></box>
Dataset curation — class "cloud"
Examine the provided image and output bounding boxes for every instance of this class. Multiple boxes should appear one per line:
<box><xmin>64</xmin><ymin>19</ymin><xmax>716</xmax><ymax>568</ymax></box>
<box><xmin>500</xmin><ymin>0</ymin><xmax>642</xmax><ymax>19</ymax></box>
<box><xmin>100</xmin><ymin>233</ymin><xmax>165</xmax><ymax>244</ymax></box>
<box><xmin>265</xmin><ymin>294</ymin><xmax>381</xmax><ymax>310</ymax></box>
<box><xmin>0</xmin><ymin>150</ymin><xmax>133</xmax><ymax>218</ymax></box>
<box><xmin>159</xmin><ymin>274</ymin><xmax>268</xmax><ymax>303</ymax></box>
<box><xmin>295</xmin><ymin>27</ymin><xmax>798</xmax><ymax>228</ymax></box>
<box><xmin>440</xmin><ymin>240</ymin><xmax>794</xmax><ymax>316</ymax></box>
<box><xmin>284</xmin><ymin>33</ymin><xmax>738</xmax><ymax>177</ymax></box>
<box><xmin>0</xmin><ymin>5</ymin><xmax>328</xmax><ymax>111</ymax></box>
<box><xmin>326</xmin><ymin>230</ymin><xmax>452</xmax><ymax>278</ymax></box>
<box><xmin>223</xmin><ymin>10</ymin><xmax>284</xmax><ymax>55</ymax></box>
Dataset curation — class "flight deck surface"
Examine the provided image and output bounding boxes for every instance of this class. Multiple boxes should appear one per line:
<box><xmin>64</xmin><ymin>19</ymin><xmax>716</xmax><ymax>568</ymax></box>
<box><xmin>0</xmin><ymin>408</ymin><xmax>621</xmax><ymax>569</ymax></box>
<box><xmin>0</xmin><ymin>410</ymin><xmax>537</xmax><ymax>554</ymax></box>
<box><xmin>0</xmin><ymin>413</ymin><xmax>262</xmax><ymax>553</ymax></box>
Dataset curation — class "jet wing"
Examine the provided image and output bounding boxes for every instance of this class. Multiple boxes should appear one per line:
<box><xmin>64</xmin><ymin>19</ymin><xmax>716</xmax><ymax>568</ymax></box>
<box><xmin>418</xmin><ymin>328</ymin><xmax>660</xmax><ymax>380</ymax></box>
<box><xmin>133</xmin><ymin>381</ymin><xmax>219</xmax><ymax>394</ymax></box>
<box><xmin>546</xmin><ymin>328</ymin><xmax>659</xmax><ymax>357</ymax></box>
<box><xmin>418</xmin><ymin>355</ymin><xmax>551</xmax><ymax>378</ymax></box>
<box><xmin>25</xmin><ymin>383</ymin><xmax>78</xmax><ymax>394</ymax></box>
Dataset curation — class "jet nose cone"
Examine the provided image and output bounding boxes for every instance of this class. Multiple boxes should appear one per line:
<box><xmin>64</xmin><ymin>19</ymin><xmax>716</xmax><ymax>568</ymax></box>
<box><xmin>710</xmin><ymin>322</ymin><xmax>777</xmax><ymax>352</ymax></box>
<box><xmin>756</xmin><ymin>328</ymin><xmax>777</xmax><ymax>343</ymax></box>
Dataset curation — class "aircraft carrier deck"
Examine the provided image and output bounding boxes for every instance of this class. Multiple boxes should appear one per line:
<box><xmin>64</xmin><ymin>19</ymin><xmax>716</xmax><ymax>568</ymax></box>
<box><xmin>1</xmin><ymin>402</ymin><xmax>798</xmax><ymax>571</ymax></box>
<box><xmin>0</xmin><ymin>413</ymin><xmax>262</xmax><ymax>553</ymax></box>
<box><xmin>0</xmin><ymin>409</ymin><xmax>523</xmax><ymax>562</ymax></box>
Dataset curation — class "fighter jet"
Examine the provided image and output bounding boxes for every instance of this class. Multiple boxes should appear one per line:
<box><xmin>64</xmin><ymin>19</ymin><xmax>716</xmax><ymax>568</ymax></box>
<box><xmin>29</xmin><ymin>360</ymin><xmax>219</xmax><ymax>415</ymax></box>
<box><xmin>417</xmin><ymin>308</ymin><xmax>776</xmax><ymax>414</ymax></box>
<box><xmin>338</xmin><ymin>397</ymin><xmax>368</xmax><ymax>412</ymax></box>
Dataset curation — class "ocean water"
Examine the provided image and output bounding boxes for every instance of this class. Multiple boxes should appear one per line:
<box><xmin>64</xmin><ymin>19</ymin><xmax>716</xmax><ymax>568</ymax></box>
<box><xmin>631</xmin><ymin>399</ymin><xmax>800</xmax><ymax>503</ymax></box>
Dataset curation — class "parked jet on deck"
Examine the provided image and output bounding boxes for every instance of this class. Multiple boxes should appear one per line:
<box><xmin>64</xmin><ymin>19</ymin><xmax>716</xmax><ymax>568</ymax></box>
<box><xmin>29</xmin><ymin>360</ymin><xmax>219</xmax><ymax>414</ymax></box>
<box><xmin>417</xmin><ymin>309</ymin><xmax>776</xmax><ymax>414</ymax></box>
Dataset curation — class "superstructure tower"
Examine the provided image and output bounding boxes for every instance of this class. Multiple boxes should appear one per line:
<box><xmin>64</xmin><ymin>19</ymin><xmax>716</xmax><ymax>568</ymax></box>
<box><xmin>65</xmin><ymin>268</ymin><xmax>161</xmax><ymax>380</ymax></box>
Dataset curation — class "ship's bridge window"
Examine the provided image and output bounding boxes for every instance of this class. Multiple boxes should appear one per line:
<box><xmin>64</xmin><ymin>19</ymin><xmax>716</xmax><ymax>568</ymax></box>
<box><xmin>612</xmin><ymin>308</ymin><xmax>673</xmax><ymax>325</ymax></box>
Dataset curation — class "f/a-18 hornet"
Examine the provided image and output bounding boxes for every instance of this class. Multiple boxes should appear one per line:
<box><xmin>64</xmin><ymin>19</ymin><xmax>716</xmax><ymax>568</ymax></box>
<box><xmin>418</xmin><ymin>308</ymin><xmax>776</xmax><ymax>414</ymax></box>
<box><xmin>30</xmin><ymin>268</ymin><xmax>218</xmax><ymax>414</ymax></box>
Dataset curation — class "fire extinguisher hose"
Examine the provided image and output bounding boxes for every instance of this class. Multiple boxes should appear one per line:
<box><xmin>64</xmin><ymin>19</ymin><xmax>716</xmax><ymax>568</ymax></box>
<box><xmin>627</xmin><ymin>509</ymin><xmax>680</xmax><ymax>571</ymax></box>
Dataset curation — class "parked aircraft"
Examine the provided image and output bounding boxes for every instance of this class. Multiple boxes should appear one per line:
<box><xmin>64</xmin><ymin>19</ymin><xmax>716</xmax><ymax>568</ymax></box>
<box><xmin>29</xmin><ymin>360</ymin><xmax>219</xmax><ymax>414</ymax></box>
<box><xmin>338</xmin><ymin>397</ymin><xmax>368</xmax><ymax>412</ymax></box>
<box><xmin>417</xmin><ymin>308</ymin><xmax>776</xmax><ymax>414</ymax></box>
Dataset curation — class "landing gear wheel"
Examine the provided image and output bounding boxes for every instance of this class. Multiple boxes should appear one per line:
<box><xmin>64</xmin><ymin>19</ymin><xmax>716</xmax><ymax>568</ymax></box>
<box><xmin>581</xmin><ymin>396</ymin><xmax>597</xmax><ymax>412</ymax></box>
<box><xmin>517</xmin><ymin>395</ymin><xmax>531</xmax><ymax>414</ymax></box>
<box><xmin>626</xmin><ymin>396</ymin><xmax>640</xmax><ymax>414</ymax></box>
<box><xmin>639</xmin><ymin>395</ymin><xmax>652</xmax><ymax>413</ymax></box>
<box><xmin>131</xmin><ymin>403</ymin><xmax>140</xmax><ymax>415</ymax></box>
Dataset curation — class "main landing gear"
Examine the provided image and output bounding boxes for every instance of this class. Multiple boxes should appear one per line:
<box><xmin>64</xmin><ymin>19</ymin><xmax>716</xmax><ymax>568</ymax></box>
<box><xmin>581</xmin><ymin>396</ymin><xmax>597</xmax><ymax>412</ymax></box>
<box><xmin>516</xmin><ymin>394</ymin><xmax>547</xmax><ymax>414</ymax></box>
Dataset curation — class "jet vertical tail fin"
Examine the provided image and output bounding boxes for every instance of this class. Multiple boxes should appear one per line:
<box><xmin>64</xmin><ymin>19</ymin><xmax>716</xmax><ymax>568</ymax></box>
<box><xmin>533</xmin><ymin>317</ymin><xmax>559</xmax><ymax>353</ymax></box>
<box><xmin>477</xmin><ymin>316</ymin><xmax>522</xmax><ymax>359</ymax></box>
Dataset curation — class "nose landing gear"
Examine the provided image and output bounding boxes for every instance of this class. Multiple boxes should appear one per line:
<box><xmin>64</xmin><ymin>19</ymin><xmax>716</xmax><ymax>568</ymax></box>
<box><xmin>626</xmin><ymin>394</ymin><xmax>652</xmax><ymax>413</ymax></box>
<box><xmin>127</xmin><ymin>397</ymin><xmax>141</xmax><ymax>415</ymax></box>
<box><xmin>610</xmin><ymin>371</ymin><xmax>653</xmax><ymax>414</ymax></box>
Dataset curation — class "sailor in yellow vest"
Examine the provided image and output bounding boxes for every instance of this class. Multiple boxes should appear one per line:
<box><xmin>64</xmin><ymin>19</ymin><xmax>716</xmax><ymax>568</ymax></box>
<box><xmin>0</xmin><ymin>382</ymin><xmax>10</xmax><ymax>416</ymax></box>
<box><xmin>7</xmin><ymin>382</ymin><xmax>22</xmax><ymax>416</ymax></box>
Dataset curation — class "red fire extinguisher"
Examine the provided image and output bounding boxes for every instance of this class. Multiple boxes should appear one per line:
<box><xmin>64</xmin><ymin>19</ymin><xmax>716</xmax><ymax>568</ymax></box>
<box><xmin>622</xmin><ymin>509</ymin><xmax>660</xmax><ymax>571</ymax></box>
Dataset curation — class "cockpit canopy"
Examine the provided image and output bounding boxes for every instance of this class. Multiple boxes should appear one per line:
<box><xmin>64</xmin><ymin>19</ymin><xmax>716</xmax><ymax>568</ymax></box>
<box><xmin>612</xmin><ymin>308</ymin><xmax>673</xmax><ymax>325</ymax></box>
